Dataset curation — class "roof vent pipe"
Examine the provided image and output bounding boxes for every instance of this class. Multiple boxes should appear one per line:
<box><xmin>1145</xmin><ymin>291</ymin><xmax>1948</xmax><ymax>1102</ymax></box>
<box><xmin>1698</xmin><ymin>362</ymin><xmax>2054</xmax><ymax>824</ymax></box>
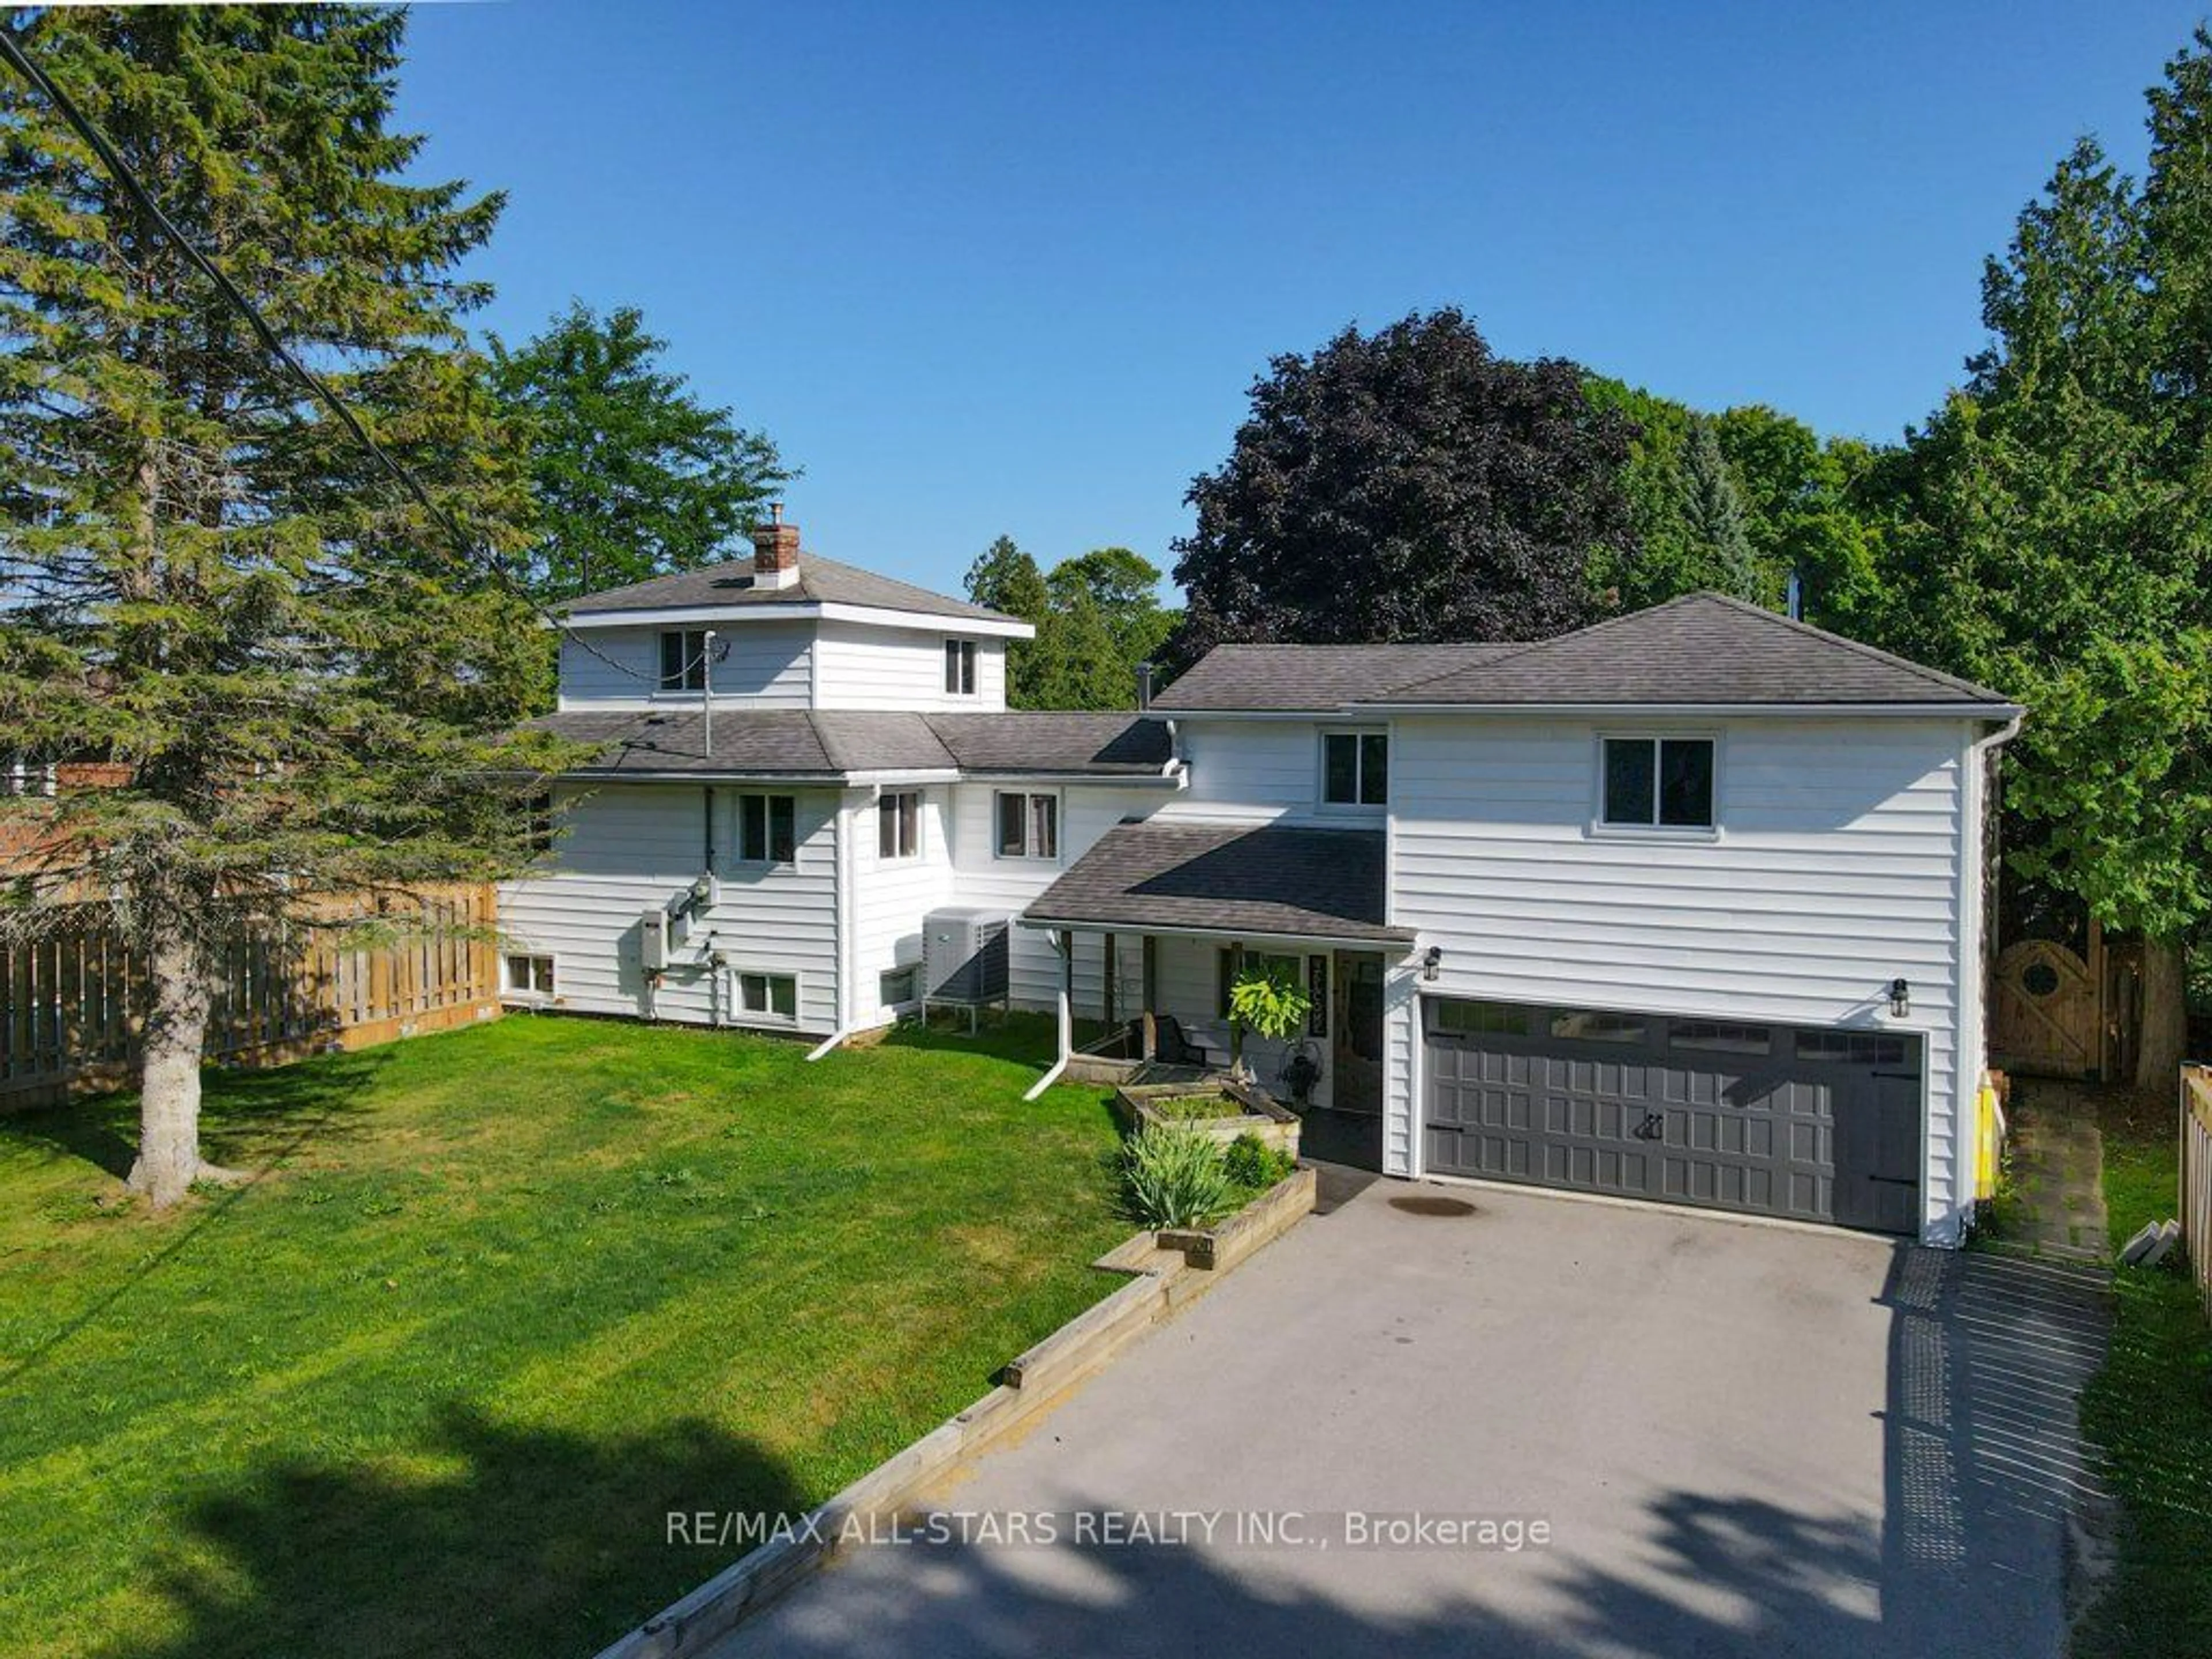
<box><xmin>1786</xmin><ymin>567</ymin><xmax>1804</xmax><ymax>622</ymax></box>
<box><xmin>1136</xmin><ymin>662</ymin><xmax>1154</xmax><ymax>710</ymax></box>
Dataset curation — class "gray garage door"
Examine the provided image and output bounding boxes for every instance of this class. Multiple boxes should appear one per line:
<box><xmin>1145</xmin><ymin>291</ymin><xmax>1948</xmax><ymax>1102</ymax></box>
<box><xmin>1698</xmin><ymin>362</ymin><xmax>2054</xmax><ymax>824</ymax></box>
<box><xmin>1423</xmin><ymin>999</ymin><xmax>1923</xmax><ymax>1234</ymax></box>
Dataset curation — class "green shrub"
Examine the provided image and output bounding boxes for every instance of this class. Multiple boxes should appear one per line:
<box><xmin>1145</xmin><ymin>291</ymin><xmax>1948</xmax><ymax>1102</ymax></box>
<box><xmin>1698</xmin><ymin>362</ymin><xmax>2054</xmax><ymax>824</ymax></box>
<box><xmin>1223</xmin><ymin>1132</ymin><xmax>1294</xmax><ymax>1192</ymax></box>
<box><xmin>1120</xmin><ymin>1123</ymin><xmax>1232</xmax><ymax>1229</ymax></box>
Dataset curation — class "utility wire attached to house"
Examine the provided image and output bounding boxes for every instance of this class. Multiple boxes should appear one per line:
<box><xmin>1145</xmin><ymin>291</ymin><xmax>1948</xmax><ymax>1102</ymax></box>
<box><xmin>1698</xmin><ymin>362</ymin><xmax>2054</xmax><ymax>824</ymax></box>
<box><xmin>0</xmin><ymin>22</ymin><xmax>660</xmax><ymax>687</ymax></box>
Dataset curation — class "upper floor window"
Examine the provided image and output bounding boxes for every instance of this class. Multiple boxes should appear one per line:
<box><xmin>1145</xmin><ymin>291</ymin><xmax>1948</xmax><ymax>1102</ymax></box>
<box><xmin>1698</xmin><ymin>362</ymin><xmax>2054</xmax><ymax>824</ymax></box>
<box><xmin>944</xmin><ymin>638</ymin><xmax>978</xmax><ymax>696</ymax></box>
<box><xmin>1321</xmin><ymin>730</ymin><xmax>1388</xmax><ymax>807</ymax></box>
<box><xmin>658</xmin><ymin>629</ymin><xmax>707</xmax><ymax>692</ymax></box>
<box><xmin>737</xmin><ymin>793</ymin><xmax>797</xmax><ymax>864</ymax></box>
<box><xmin>878</xmin><ymin>790</ymin><xmax>921</xmax><ymax>860</ymax></box>
<box><xmin>1601</xmin><ymin>736</ymin><xmax>1715</xmax><ymax>831</ymax></box>
<box><xmin>995</xmin><ymin>791</ymin><xmax>1059</xmax><ymax>860</ymax></box>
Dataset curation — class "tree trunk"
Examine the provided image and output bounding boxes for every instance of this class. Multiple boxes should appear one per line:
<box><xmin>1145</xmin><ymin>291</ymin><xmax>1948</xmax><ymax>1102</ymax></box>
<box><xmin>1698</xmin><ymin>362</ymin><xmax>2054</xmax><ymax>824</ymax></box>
<box><xmin>128</xmin><ymin>926</ymin><xmax>212</xmax><ymax>1209</ymax></box>
<box><xmin>2135</xmin><ymin>935</ymin><xmax>2190</xmax><ymax>1093</ymax></box>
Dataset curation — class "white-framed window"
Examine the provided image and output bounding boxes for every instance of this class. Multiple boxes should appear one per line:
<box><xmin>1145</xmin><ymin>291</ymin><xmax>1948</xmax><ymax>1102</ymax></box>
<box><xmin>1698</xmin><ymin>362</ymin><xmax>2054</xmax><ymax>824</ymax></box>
<box><xmin>1598</xmin><ymin>734</ymin><xmax>1717</xmax><ymax>832</ymax></box>
<box><xmin>944</xmin><ymin>638</ymin><xmax>978</xmax><ymax>696</ymax></box>
<box><xmin>658</xmin><ymin>628</ymin><xmax>707</xmax><ymax>692</ymax></box>
<box><xmin>880</xmin><ymin>963</ymin><xmax>921</xmax><ymax>1007</ymax></box>
<box><xmin>878</xmin><ymin>790</ymin><xmax>921</xmax><ymax>860</ymax></box>
<box><xmin>3</xmin><ymin>755</ymin><xmax>57</xmax><ymax>797</ymax></box>
<box><xmin>1321</xmin><ymin>730</ymin><xmax>1388</xmax><ymax>808</ymax></box>
<box><xmin>994</xmin><ymin>790</ymin><xmax>1059</xmax><ymax>860</ymax></box>
<box><xmin>737</xmin><ymin>970</ymin><xmax>798</xmax><ymax>1021</ymax></box>
<box><xmin>736</xmin><ymin>793</ymin><xmax>797</xmax><ymax>864</ymax></box>
<box><xmin>502</xmin><ymin>953</ymin><xmax>555</xmax><ymax>999</ymax></box>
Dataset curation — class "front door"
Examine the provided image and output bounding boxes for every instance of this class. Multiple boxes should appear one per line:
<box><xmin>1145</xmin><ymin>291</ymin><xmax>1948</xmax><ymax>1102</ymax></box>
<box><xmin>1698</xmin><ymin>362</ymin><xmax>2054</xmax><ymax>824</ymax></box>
<box><xmin>1298</xmin><ymin>950</ymin><xmax>1385</xmax><ymax>1169</ymax></box>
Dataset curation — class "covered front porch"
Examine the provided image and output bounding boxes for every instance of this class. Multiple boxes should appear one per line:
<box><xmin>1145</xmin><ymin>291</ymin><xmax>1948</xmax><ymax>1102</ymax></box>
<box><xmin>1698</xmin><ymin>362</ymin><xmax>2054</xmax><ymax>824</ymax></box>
<box><xmin>1017</xmin><ymin>819</ymin><xmax>1421</xmax><ymax>1171</ymax></box>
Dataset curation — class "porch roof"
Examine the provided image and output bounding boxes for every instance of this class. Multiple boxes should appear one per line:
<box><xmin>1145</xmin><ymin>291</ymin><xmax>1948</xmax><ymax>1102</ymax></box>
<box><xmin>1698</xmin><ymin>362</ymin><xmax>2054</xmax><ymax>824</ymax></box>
<box><xmin>1022</xmin><ymin>819</ymin><xmax>1415</xmax><ymax>946</ymax></box>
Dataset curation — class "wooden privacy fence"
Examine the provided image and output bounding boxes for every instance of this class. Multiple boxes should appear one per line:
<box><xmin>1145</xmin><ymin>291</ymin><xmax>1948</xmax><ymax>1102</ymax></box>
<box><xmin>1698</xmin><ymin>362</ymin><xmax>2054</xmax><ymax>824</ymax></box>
<box><xmin>2183</xmin><ymin>1065</ymin><xmax>2212</xmax><ymax>1321</ymax></box>
<box><xmin>0</xmin><ymin>886</ymin><xmax>501</xmax><ymax>1112</ymax></box>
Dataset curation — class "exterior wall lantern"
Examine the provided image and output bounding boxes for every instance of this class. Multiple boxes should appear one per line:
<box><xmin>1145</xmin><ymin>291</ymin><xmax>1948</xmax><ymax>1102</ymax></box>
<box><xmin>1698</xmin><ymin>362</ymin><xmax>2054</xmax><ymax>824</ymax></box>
<box><xmin>1423</xmin><ymin>945</ymin><xmax>1442</xmax><ymax>983</ymax></box>
<box><xmin>1889</xmin><ymin>977</ymin><xmax>1911</xmax><ymax>1018</ymax></box>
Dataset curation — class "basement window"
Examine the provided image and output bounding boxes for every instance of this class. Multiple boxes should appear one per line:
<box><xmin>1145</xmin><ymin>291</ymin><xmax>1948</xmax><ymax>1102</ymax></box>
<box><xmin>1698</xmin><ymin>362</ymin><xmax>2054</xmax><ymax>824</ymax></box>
<box><xmin>737</xmin><ymin>971</ymin><xmax>798</xmax><ymax>1021</ymax></box>
<box><xmin>736</xmin><ymin>793</ymin><xmax>797</xmax><ymax>865</ymax></box>
<box><xmin>502</xmin><ymin>953</ymin><xmax>555</xmax><ymax>999</ymax></box>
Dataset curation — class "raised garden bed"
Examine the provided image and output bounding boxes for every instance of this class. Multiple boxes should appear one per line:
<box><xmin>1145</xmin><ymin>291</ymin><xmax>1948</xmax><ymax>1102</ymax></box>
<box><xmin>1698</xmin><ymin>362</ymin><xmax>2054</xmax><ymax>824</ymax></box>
<box><xmin>1156</xmin><ymin>1166</ymin><xmax>1319</xmax><ymax>1273</ymax></box>
<box><xmin>1112</xmin><ymin>1077</ymin><xmax>1301</xmax><ymax>1160</ymax></box>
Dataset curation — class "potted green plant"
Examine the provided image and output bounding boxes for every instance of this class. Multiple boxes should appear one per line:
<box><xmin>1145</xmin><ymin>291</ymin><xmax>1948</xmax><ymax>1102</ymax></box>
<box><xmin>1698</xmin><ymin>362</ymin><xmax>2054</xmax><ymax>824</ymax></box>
<box><xmin>1226</xmin><ymin>959</ymin><xmax>1312</xmax><ymax>1085</ymax></box>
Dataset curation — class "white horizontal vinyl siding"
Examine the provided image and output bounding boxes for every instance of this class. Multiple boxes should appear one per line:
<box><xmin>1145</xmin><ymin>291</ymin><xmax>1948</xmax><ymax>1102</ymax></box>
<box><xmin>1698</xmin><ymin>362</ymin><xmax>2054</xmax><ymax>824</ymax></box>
<box><xmin>946</xmin><ymin>782</ymin><xmax>1162</xmax><ymax>1014</ymax></box>
<box><xmin>812</xmin><ymin>622</ymin><xmax>1007</xmax><ymax>712</ymax></box>
<box><xmin>849</xmin><ymin>786</ymin><xmax>957</xmax><ymax>1025</ymax></box>
<box><xmin>498</xmin><ymin>782</ymin><xmax>839</xmax><ymax>1033</ymax></box>
<box><xmin>1158</xmin><ymin>717</ymin><xmax>1319</xmax><ymax>821</ymax></box>
<box><xmin>1388</xmin><ymin>714</ymin><xmax>1976</xmax><ymax>1243</ymax></box>
<box><xmin>556</xmin><ymin>622</ymin><xmax>813</xmax><ymax>710</ymax></box>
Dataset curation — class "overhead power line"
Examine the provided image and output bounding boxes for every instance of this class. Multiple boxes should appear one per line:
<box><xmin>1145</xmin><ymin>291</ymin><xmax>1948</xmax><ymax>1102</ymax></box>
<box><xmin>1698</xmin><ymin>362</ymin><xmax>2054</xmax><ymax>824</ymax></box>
<box><xmin>0</xmin><ymin>22</ymin><xmax>658</xmax><ymax>684</ymax></box>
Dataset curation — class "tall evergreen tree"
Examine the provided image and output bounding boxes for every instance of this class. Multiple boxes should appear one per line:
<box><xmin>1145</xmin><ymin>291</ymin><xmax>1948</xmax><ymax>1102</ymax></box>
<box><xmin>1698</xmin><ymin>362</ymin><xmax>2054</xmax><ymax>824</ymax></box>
<box><xmin>1678</xmin><ymin>416</ymin><xmax>1758</xmax><ymax>601</ymax></box>
<box><xmin>0</xmin><ymin>8</ymin><xmax>571</xmax><ymax>1204</ymax></box>
<box><xmin>488</xmin><ymin>302</ymin><xmax>788</xmax><ymax>602</ymax></box>
<box><xmin>1866</xmin><ymin>115</ymin><xmax>2210</xmax><ymax>1085</ymax></box>
<box><xmin>964</xmin><ymin>533</ymin><xmax>1051</xmax><ymax>706</ymax></box>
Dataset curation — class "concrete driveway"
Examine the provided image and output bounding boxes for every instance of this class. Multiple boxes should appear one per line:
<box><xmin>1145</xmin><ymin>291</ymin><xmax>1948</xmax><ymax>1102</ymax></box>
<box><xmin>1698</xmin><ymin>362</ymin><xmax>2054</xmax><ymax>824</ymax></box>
<box><xmin>709</xmin><ymin>1176</ymin><xmax>2108</xmax><ymax>1659</ymax></box>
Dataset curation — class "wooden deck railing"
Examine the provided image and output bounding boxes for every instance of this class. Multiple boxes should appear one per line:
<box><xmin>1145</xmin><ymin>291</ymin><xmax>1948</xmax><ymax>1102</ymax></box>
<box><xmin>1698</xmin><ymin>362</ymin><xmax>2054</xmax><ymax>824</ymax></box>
<box><xmin>2182</xmin><ymin>1065</ymin><xmax>2212</xmax><ymax>1321</ymax></box>
<box><xmin>0</xmin><ymin>886</ymin><xmax>500</xmax><ymax>1112</ymax></box>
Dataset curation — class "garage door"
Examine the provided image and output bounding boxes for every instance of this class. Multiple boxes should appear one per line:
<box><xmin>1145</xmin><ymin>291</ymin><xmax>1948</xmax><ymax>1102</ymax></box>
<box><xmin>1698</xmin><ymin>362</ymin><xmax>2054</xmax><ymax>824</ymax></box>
<box><xmin>1423</xmin><ymin>999</ymin><xmax>1923</xmax><ymax>1234</ymax></box>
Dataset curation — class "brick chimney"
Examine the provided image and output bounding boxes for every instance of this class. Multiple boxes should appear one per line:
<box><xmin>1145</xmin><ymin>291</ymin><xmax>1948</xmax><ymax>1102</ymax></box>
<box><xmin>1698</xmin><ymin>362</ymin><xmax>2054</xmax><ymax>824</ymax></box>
<box><xmin>748</xmin><ymin>503</ymin><xmax>801</xmax><ymax>590</ymax></box>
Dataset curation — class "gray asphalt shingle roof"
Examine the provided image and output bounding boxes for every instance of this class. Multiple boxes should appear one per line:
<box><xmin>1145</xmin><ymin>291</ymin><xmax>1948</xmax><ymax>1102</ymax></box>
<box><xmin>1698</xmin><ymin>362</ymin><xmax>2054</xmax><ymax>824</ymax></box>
<box><xmin>1150</xmin><ymin>643</ymin><xmax>1521</xmax><ymax>711</ymax></box>
<box><xmin>1023</xmin><ymin>820</ymin><xmax>1412</xmax><ymax>944</ymax></box>
<box><xmin>1150</xmin><ymin>594</ymin><xmax>2016</xmax><ymax>713</ymax></box>
<box><xmin>524</xmin><ymin>709</ymin><xmax>1173</xmax><ymax>779</ymax></box>
<box><xmin>1364</xmin><ymin>593</ymin><xmax>2014</xmax><ymax>708</ymax></box>
<box><xmin>559</xmin><ymin>553</ymin><xmax>1022</xmax><ymax>627</ymax></box>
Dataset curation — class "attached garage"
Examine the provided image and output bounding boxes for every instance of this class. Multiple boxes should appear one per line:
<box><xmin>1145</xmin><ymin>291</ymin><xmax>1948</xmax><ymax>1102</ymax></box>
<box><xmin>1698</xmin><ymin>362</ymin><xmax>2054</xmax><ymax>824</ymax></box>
<box><xmin>1422</xmin><ymin>998</ymin><xmax>1924</xmax><ymax>1234</ymax></box>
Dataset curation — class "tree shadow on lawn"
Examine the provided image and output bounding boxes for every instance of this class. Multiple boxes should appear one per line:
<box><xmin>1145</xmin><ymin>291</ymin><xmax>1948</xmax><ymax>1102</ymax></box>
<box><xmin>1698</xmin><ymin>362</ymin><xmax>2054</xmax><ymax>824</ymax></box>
<box><xmin>0</xmin><ymin>1052</ymin><xmax>394</xmax><ymax>1392</ymax></box>
<box><xmin>2</xmin><ymin>1047</ymin><xmax>395</xmax><ymax>1186</ymax></box>
<box><xmin>119</xmin><ymin>1400</ymin><xmax>806</xmax><ymax>1659</ymax></box>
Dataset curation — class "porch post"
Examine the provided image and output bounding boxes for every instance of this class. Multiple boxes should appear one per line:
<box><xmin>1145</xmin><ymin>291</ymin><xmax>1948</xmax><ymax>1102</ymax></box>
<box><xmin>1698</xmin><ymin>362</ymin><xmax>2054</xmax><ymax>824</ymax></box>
<box><xmin>1057</xmin><ymin>927</ymin><xmax>1074</xmax><ymax>1064</ymax></box>
<box><xmin>1103</xmin><ymin>931</ymin><xmax>1117</xmax><ymax>1031</ymax></box>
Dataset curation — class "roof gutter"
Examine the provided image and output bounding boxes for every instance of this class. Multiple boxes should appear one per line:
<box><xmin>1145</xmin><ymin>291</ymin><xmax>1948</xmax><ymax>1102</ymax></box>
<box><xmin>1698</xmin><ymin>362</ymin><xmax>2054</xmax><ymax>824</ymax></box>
<box><xmin>1014</xmin><ymin>914</ymin><xmax>1417</xmax><ymax>950</ymax></box>
<box><xmin>1355</xmin><ymin>700</ymin><xmax>2027</xmax><ymax>719</ymax></box>
<box><xmin>555</xmin><ymin>601</ymin><xmax>1034</xmax><ymax>639</ymax></box>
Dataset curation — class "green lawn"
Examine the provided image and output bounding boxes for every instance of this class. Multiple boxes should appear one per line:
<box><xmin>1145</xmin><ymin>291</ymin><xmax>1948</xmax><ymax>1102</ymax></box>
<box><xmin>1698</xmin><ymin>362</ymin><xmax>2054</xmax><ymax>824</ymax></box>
<box><xmin>0</xmin><ymin>1014</ymin><xmax>1128</xmax><ymax>1659</ymax></box>
<box><xmin>2074</xmin><ymin>1082</ymin><xmax>2212</xmax><ymax>1658</ymax></box>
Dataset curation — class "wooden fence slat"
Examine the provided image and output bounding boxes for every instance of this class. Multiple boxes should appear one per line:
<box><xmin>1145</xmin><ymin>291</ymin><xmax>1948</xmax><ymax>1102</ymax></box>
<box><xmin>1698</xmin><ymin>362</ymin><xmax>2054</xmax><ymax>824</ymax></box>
<box><xmin>0</xmin><ymin>885</ymin><xmax>499</xmax><ymax>1112</ymax></box>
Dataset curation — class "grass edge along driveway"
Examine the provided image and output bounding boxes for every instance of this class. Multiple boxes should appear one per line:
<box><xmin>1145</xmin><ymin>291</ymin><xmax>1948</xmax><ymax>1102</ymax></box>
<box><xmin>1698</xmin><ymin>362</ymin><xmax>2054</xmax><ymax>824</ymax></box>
<box><xmin>0</xmin><ymin>1014</ymin><xmax>1127</xmax><ymax>1659</ymax></box>
<box><xmin>2073</xmin><ymin>1082</ymin><xmax>2212</xmax><ymax>1658</ymax></box>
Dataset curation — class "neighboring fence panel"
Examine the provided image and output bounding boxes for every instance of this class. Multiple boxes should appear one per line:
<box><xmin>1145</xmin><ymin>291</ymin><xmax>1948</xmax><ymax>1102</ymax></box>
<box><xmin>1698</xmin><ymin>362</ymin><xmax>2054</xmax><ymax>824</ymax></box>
<box><xmin>2184</xmin><ymin>1066</ymin><xmax>2212</xmax><ymax>1323</ymax></box>
<box><xmin>0</xmin><ymin>887</ymin><xmax>500</xmax><ymax>1111</ymax></box>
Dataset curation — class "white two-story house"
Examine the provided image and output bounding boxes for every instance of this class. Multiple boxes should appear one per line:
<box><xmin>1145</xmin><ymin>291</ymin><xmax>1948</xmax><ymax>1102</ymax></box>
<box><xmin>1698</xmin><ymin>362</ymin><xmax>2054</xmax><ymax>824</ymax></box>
<box><xmin>503</xmin><ymin>516</ymin><xmax>2020</xmax><ymax>1246</ymax></box>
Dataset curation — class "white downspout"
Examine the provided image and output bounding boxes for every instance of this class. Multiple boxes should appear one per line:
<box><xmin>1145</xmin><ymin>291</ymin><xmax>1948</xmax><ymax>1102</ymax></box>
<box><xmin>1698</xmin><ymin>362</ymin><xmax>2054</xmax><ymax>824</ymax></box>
<box><xmin>1024</xmin><ymin>927</ymin><xmax>1074</xmax><ymax>1101</ymax></box>
<box><xmin>807</xmin><ymin>787</ymin><xmax>863</xmax><ymax>1061</ymax></box>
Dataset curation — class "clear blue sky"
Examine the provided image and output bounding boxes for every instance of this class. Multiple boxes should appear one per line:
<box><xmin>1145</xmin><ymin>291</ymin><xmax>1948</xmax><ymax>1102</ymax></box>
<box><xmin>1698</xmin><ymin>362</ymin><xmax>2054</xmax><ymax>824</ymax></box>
<box><xmin>396</xmin><ymin>1</ymin><xmax>2207</xmax><ymax>601</ymax></box>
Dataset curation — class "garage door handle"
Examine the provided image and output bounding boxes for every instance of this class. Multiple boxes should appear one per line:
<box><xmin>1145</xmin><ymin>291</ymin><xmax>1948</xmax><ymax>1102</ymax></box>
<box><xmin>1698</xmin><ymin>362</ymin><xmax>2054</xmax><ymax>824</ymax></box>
<box><xmin>1631</xmin><ymin>1111</ymin><xmax>1665</xmax><ymax>1141</ymax></box>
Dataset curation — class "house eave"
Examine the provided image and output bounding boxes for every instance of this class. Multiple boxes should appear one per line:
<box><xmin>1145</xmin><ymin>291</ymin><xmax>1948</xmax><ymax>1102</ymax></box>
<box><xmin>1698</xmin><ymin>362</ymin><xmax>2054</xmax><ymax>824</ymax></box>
<box><xmin>1355</xmin><ymin>700</ymin><xmax>2027</xmax><ymax>719</ymax></box>
<box><xmin>552</xmin><ymin>601</ymin><xmax>1034</xmax><ymax>639</ymax></box>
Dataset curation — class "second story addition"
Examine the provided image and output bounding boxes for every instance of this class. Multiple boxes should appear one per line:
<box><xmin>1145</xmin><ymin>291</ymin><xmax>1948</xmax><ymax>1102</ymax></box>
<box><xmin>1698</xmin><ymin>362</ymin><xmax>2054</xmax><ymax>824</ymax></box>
<box><xmin>551</xmin><ymin>513</ymin><xmax>1032</xmax><ymax>714</ymax></box>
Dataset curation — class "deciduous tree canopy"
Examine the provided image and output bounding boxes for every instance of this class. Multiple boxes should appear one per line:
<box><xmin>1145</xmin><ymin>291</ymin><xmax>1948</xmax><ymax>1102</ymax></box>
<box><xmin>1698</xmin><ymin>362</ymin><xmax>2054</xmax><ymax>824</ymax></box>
<box><xmin>1169</xmin><ymin>308</ymin><xmax>1637</xmax><ymax>664</ymax></box>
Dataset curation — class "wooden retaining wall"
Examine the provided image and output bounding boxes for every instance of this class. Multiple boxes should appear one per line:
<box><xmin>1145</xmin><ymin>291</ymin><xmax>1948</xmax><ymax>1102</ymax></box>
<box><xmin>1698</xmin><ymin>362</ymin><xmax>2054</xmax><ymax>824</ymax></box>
<box><xmin>1</xmin><ymin>887</ymin><xmax>500</xmax><ymax>1111</ymax></box>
